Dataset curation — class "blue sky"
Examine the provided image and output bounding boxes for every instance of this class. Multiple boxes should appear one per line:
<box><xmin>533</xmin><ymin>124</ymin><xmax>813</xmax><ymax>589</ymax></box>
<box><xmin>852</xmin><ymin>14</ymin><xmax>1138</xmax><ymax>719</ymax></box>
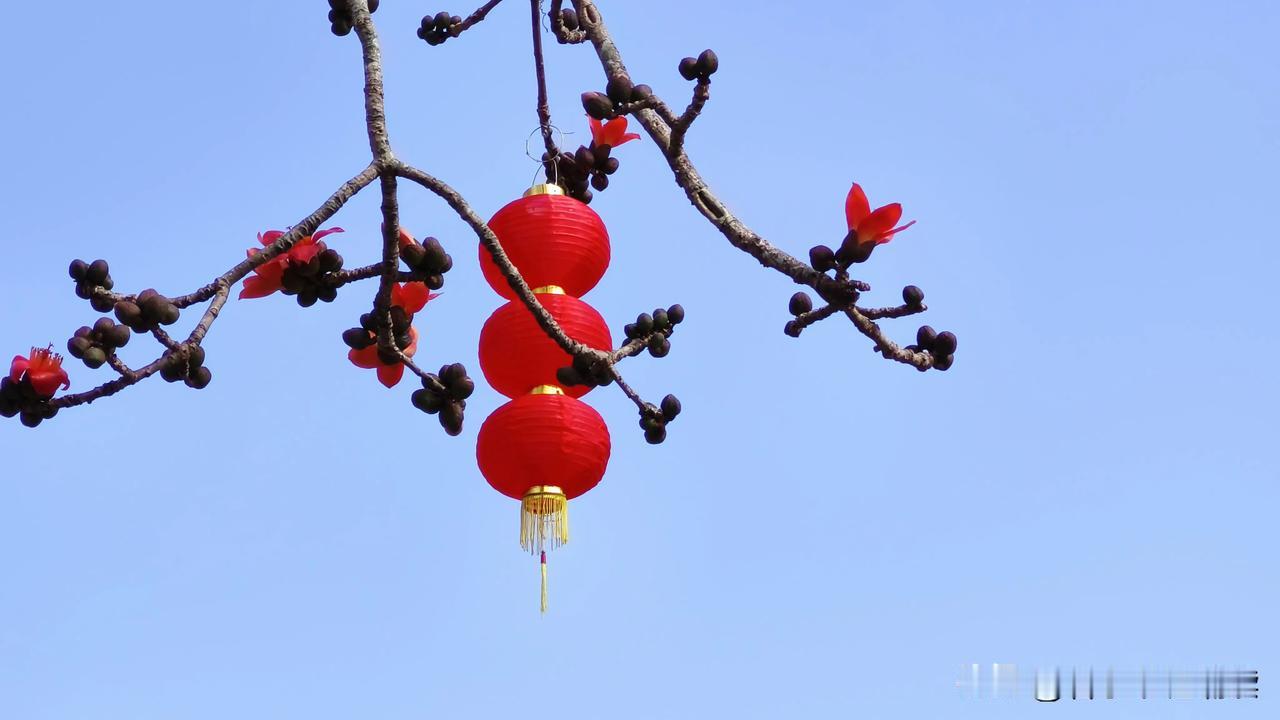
<box><xmin>1</xmin><ymin>1</ymin><xmax>1277</xmax><ymax>717</ymax></box>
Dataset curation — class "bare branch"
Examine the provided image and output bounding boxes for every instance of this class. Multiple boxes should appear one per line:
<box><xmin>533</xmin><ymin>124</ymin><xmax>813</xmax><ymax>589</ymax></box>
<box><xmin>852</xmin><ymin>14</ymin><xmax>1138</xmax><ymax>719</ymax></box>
<box><xmin>843</xmin><ymin>307</ymin><xmax>934</xmax><ymax>370</ymax></box>
<box><xmin>350</xmin><ymin>2</ymin><xmax>393</xmax><ymax>160</ymax></box>
<box><xmin>569</xmin><ymin>0</ymin><xmax>944</xmax><ymax>370</ymax></box>
<box><xmin>858</xmin><ymin>302</ymin><xmax>928</xmax><ymax>321</ymax></box>
<box><xmin>530</xmin><ymin>0</ymin><xmax>560</xmax><ymax>161</ymax></box>
<box><xmin>455</xmin><ymin>0</ymin><xmax>506</xmax><ymax>37</ymax></box>
<box><xmin>669</xmin><ymin>80</ymin><xmax>709</xmax><ymax>154</ymax></box>
<box><xmin>374</xmin><ymin>172</ymin><xmax>401</xmax><ymax>351</ymax></box>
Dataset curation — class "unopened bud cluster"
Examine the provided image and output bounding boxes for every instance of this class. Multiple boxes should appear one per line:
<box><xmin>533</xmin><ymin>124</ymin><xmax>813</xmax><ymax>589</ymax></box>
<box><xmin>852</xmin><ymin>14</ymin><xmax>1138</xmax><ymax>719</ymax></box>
<box><xmin>410</xmin><ymin>362</ymin><xmax>473</xmax><ymax>435</ymax></box>
<box><xmin>67</xmin><ymin>318</ymin><xmax>131</xmax><ymax>369</ymax></box>
<box><xmin>417</xmin><ymin>11</ymin><xmax>460</xmax><ymax>45</ymax></box>
<box><xmin>639</xmin><ymin>393</ymin><xmax>682</xmax><ymax>444</ymax></box>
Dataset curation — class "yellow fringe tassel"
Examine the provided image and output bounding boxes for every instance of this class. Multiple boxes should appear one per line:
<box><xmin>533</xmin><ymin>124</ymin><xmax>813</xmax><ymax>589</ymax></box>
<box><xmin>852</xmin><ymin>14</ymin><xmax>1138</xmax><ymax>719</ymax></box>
<box><xmin>520</xmin><ymin>486</ymin><xmax>568</xmax><ymax>554</ymax></box>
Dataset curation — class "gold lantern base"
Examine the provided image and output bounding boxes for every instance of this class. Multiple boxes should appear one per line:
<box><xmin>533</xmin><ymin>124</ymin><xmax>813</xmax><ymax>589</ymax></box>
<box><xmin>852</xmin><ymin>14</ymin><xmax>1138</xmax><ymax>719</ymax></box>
<box><xmin>520</xmin><ymin>485</ymin><xmax>569</xmax><ymax>555</ymax></box>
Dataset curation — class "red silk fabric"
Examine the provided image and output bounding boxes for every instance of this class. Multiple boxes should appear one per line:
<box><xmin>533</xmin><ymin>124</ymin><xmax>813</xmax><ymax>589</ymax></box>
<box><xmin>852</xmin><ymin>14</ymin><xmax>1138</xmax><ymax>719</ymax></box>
<box><xmin>478</xmin><ymin>293</ymin><xmax>612</xmax><ymax>399</ymax></box>
<box><xmin>481</xmin><ymin>194</ymin><xmax>610</xmax><ymax>299</ymax></box>
<box><xmin>477</xmin><ymin>393</ymin><xmax>611</xmax><ymax>500</ymax></box>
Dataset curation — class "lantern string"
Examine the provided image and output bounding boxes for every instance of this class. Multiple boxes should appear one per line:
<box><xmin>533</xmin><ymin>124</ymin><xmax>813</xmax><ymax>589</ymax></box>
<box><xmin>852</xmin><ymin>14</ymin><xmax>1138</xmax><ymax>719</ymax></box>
<box><xmin>525</xmin><ymin>125</ymin><xmax>571</xmax><ymax>187</ymax></box>
<box><xmin>540</xmin><ymin>551</ymin><xmax>548</xmax><ymax>614</ymax></box>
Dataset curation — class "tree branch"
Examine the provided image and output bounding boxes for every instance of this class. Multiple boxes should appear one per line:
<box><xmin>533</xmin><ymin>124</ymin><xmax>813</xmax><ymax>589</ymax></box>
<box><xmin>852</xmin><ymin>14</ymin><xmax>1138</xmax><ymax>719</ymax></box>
<box><xmin>530</xmin><ymin>0</ymin><xmax>559</xmax><ymax>161</ymax></box>
<box><xmin>568</xmin><ymin>0</ymin><xmax>940</xmax><ymax>370</ymax></box>
<box><xmin>350</xmin><ymin>1</ymin><xmax>393</xmax><ymax>160</ymax></box>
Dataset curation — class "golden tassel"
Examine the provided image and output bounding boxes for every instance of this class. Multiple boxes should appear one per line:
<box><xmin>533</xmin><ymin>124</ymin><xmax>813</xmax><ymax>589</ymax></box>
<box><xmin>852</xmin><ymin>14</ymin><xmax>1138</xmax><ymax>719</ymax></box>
<box><xmin>540</xmin><ymin>551</ymin><xmax>548</xmax><ymax>614</ymax></box>
<box><xmin>520</xmin><ymin>485</ymin><xmax>568</xmax><ymax>554</ymax></box>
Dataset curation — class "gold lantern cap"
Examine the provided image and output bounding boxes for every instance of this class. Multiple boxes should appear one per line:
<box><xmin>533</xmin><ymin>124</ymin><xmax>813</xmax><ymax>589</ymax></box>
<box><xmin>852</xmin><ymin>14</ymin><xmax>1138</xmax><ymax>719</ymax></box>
<box><xmin>524</xmin><ymin>183</ymin><xmax>566</xmax><ymax>197</ymax></box>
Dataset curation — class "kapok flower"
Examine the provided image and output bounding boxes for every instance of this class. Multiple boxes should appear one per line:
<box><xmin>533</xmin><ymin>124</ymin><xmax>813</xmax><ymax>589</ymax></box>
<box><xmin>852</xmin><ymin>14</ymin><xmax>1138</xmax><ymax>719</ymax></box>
<box><xmin>347</xmin><ymin>282</ymin><xmax>437</xmax><ymax>388</ymax></box>
<box><xmin>844</xmin><ymin>183</ymin><xmax>916</xmax><ymax>247</ymax></box>
<box><xmin>10</xmin><ymin>346</ymin><xmax>71</xmax><ymax>398</ymax></box>
<box><xmin>349</xmin><ymin>326</ymin><xmax>420</xmax><ymax>388</ymax></box>
<box><xmin>392</xmin><ymin>281</ymin><xmax>435</xmax><ymax>314</ymax></box>
<box><xmin>239</xmin><ymin>227</ymin><xmax>344</xmax><ymax>299</ymax></box>
<box><xmin>588</xmin><ymin>116</ymin><xmax>641</xmax><ymax>149</ymax></box>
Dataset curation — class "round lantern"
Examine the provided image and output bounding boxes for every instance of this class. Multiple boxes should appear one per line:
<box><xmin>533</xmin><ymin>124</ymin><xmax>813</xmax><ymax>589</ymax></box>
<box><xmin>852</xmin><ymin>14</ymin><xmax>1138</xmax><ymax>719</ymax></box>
<box><xmin>477</xmin><ymin>184</ymin><xmax>614</xmax><ymax>612</ymax></box>
<box><xmin>480</xmin><ymin>185</ymin><xmax>610</xmax><ymax>299</ymax></box>
<box><xmin>478</xmin><ymin>291</ymin><xmax>612</xmax><ymax>399</ymax></box>
<box><xmin>477</xmin><ymin>389</ymin><xmax>611</xmax><ymax>499</ymax></box>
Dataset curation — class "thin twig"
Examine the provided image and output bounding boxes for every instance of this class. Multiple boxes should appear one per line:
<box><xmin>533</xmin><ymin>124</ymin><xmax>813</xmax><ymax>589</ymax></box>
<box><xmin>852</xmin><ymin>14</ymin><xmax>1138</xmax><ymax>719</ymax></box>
<box><xmin>530</xmin><ymin>0</ymin><xmax>559</xmax><ymax>161</ymax></box>
<box><xmin>670</xmin><ymin>80</ymin><xmax>709</xmax><ymax>154</ymax></box>
<box><xmin>375</xmin><ymin>172</ymin><xmax>401</xmax><ymax>350</ymax></box>
<box><xmin>858</xmin><ymin>302</ymin><xmax>927</xmax><ymax>320</ymax></box>
<box><xmin>106</xmin><ymin>353</ymin><xmax>135</xmax><ymax>378</ymax></box>
<box><xmin>452</xmin><ymin>0</ymin><xmax>506</xmax><ymax>38</ymax></box>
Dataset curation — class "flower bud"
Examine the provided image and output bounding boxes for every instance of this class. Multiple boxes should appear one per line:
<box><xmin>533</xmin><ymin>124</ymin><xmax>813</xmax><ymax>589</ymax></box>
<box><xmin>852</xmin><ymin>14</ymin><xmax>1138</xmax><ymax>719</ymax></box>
<box><xmin>916</xmin><ymin>325</ymin><xmax>937</xmax><ymax>350</ymax></box>
<box><xmin>606</xmin><ymin>77</ymin><xmax>633</xmax><ymax>105</ymax></box>
<box><xmin>678</xmin><ymin>57</ymin><xmax>699</xmax><ymax>81</ymax></box>
<box><xmin>660</xmin><ymin>394</ymin><xmax>681</xmax><ymax>420</ymax></box>
<box><xmin>933</xmin><ymin>331</ymin><xmax>957</xmax><ymax>356</ymax></box>
<box><xmin>788</xmin><ymin>292</ymin><xmax>813</xmax><ymax>316</ymax></box>
<box><xmin>86</xmin><ymin>259</ymin><xmax>110</xmax><ymax>285</ymax></box>
<box><xmin>185</xmin><ymin>366</ymin><xmax>212</xmax><ymax>389</ymax></box>
<box><xmin>696</xmin><ymin>49</ymin><xmax>719</xmax><ymax>76</ymax></box>
<box><xmin>809</xmin><ymin>244</ymin><xmax>836</xmax><ymax>272</ymax></box>
<box><xmin>582</xmin><ymin>92</ymin><xmax>613</xmax><ymax>120</ymax></box>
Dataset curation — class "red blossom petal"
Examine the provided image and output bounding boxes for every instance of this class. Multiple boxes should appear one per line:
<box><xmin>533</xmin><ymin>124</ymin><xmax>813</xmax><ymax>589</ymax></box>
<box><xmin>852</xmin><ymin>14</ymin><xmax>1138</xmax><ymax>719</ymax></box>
<box><xmin>404</xmin><ymin>326</ymin><xmax>420</xmax><ymax>357</ymax></box>
<box><xmin>588</xmin><ymin>116</ymin><xmax>605</xmax><ymax>145</ymax></box>
<box><xmin>376</xmin><ymin>363</ymin><xmax>406</xmax><ymax>388</ymax></box>
<box><xmin>28</xmin><ymin>367</ymin><xmax>68</xmax><ymax>397</ymax></box>
<box><xmin>288</xmin><ymin>241</ymin><xmax>324</xmax><ymax>265</ymax></box>
<box><xmin>348</xmin><ymin>344</ymin><xmax>380</xmax><ymax>369</ymax></box>
<box><xmin>258</xmin><ymin>230</ymin><xmax>285</xmax><ymax>246</ymax></box>
<box><xmin>875</xmin><ymin>220</ymin><xmax>917</xmax><ymax>245</ymax></box>
<box><xmin>845</xmin><ymin>183</ymin><xmax>871</xmax><ymax>230</ymax></box>
<box><xmin>858</xmin><ymin>203</ymin><xmax>904</xmax><ymax>243</ymax></box>
<box><xmin>392</xmin><ymin>282</ymin><xmax>433</xmax><ymax>314</ymax></box>
<box><xmin>311</xmin><ymin>227</ymin><xmax>344</xmax><ymax>242</ymax></box>
<box><xmin>603</xmin><ymin>118</ymin><xmax>623</xmax><ymax>145</ymax></box>
<box><xmin>239</xmin><ymin>274</ymin><xmax>283</xmax><ymax>299</ymax></box>
<box><xmin>9</xmin><ymin>355</ymin><xmax>29</xmax><ymax>383</ymax></box>
<box><xmin>398</xmin><ymin>227</ymin><xmax>417</xmax><ymax>248</ymax></box>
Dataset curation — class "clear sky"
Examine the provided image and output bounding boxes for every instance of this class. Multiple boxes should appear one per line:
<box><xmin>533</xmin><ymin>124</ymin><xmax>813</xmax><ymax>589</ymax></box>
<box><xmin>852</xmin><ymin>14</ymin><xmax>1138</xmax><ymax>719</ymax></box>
<box><xmin>1</xmin><ymin>1</ymin><xmax>1276</xmax><ymax>718</ymax></box>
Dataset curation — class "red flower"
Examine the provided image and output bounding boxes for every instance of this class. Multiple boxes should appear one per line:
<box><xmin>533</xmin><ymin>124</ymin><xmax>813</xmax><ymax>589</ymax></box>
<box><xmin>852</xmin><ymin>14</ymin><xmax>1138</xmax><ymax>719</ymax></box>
<box><xmin>10</xmin><ymin>346</ymin><xmax>70</xmax><ymax>398</ymax></box>
<box><xmin>392</xmin><ymin>281</ymin><xmax>435</xmax><ymax>313</ymax></box>
<box><xmin>844</xmin><ymin>183</ymin><xmax>916</xmax><ymax>247</ymax></box>
<box><xmin>588</xmin><ymin>116</ymin><xmax>640</xmax><ymax>148</ymax></box>
<box><xmin>349</xmin><ymin>326</ymin><xmax>420</xmax><ymax>389</ymax></box>
<box><xmin>347</xmin><ymin>282</ymin><xmax>437</xmax><ymax>388</ymax></box>
<box><xmin>239</xmin><ymin>227</ymin><xmax>344</xmax><ymax>299</ymax></box>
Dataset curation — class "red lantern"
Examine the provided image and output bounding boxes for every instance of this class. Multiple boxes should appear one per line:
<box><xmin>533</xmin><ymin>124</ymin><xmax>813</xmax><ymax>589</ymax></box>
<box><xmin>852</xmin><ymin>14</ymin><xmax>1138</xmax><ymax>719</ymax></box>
<box><xmin>477</xmin><ymin>391</ymin><xmax>611</xmax><ymax>502</ymax></box>
<box><xmin>480</xmin><ymin>191</ymin><xmax>610</xmax><ymax>299</ymax></box>
<box><xmin>477</xmin><ymin>184</ymin><xmax>614</xmax><ymax>612</ymax></box>
<box><xmin>478</xmin><ymin>291</ymin><xmax>612</xmax><ymax>399</ymax></box>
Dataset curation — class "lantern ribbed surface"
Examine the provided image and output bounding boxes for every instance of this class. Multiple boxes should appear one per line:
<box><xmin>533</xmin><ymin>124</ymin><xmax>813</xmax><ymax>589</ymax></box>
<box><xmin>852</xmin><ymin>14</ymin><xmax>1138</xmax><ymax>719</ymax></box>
<box><xmin>480</xmin><ymin>194</ymin><xmax>610</xmax><ymax>299</ymax></box>
<box><xmin>478</xmin><ymin>293</ymin><xmax>612</xmax><ymax>399</ymax></box>
<box><xmin>476</xmin><ymin>393</ymin><xmax>611</xmax><ymax>501</ymax></box>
